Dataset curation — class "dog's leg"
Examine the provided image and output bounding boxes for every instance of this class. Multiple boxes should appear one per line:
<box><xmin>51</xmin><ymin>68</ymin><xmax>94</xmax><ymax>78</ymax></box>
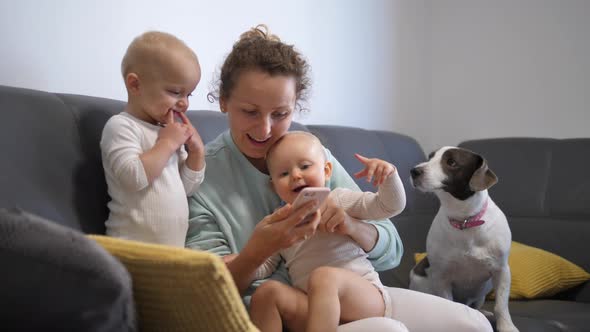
<box><xmin>409</xmin><ymin>257</ymin><xmax>434</xmax><ymax>294</ymax></box>
<box><xmin>472</xmin><ymin>280</ymin><xmax>493</xmax><ymax>309</ymax></box>
<box><xmin>471</xmin><ymin>295</ymin><xmax>486</xmax><ymax>309</ymax></box>
<box><xmin>492</xmin><ymin>264</ymin><xmax>519</xmax><ymax>332</ymax></box>
<box><xmin>428</xmin><ymin>270</ymin><xmax>454</xmax><ymax>301</ymax></box>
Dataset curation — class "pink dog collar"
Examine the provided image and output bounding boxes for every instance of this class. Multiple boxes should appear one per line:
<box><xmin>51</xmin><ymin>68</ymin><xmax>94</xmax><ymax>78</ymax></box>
<box><xmin>449</xmin><ymin>199</ymin><xmax>488</xmax><ymax>230</ymax></box>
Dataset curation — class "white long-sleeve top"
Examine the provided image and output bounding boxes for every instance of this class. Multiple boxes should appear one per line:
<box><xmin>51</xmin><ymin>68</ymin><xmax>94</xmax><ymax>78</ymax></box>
<box><xmin>100</xmin><ymin>112</ymin><xmax>205</xmax><ymax>247</ymax></box>
<box><xmin>255</xmin><ymin>172</ymin><xmax>406</xmax><ymax>291</ymax></box>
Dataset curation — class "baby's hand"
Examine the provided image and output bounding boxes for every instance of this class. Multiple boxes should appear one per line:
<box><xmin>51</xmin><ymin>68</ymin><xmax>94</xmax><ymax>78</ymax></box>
<box><xmin>177</xmin><ymin>112</ymin><xmax>205</xmax><ymax>171</ymax></box>
<box><xmin>157</xmin><ymin>111</ymin><xmax>191</xmax><ymax>150</ymax></box>
<box><xmin>353</xmin><ymin>153</ymin><xmax>396</xmax><ymax>186</ymax></box>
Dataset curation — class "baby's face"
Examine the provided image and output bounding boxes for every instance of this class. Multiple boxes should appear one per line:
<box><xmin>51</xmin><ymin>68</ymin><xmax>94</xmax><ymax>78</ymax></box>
<box><xmin>136</xmin><ymin>49</ymin><xmax>201</xmax><ymax>125</ymax></box>
<box><xmin>268</xmin><ymin>134</ymin><xmax>329</xmax><ymax>204</ymax></box>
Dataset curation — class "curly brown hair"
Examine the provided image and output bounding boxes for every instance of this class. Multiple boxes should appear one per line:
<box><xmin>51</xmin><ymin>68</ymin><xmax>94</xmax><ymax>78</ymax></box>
<box><xmin>208</xmin><ymin>24</ymin><xmax>311</xmax><ymax>112</ymax></box>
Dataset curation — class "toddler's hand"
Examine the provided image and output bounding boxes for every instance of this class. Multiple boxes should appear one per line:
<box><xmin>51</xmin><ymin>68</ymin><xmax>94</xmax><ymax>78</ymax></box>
<box><xmin>176</xmin><ymin>112</ymin><xmax>205</xmax><ymax>171</ymax></box>
<box><xmin>176</xmin><ymin>112</ymin><xmax>204</xmax><ymax>153</ymax></box>
<box><xmin>157</xmin><ymin>111</ymin><xmax>191</xmax><ymax>150</ymax></box>
<box><xmin>353</xmin><ymin>153</ymin><xmax>396</xmax><ymax>186</ymax></box>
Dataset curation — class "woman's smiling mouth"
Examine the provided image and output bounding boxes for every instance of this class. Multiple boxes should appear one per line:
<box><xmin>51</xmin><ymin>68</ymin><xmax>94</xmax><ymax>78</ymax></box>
<box><xmin>247</xmin><ymin>134</ymin><xmax>272</xmax><ymax>146</ymax></box>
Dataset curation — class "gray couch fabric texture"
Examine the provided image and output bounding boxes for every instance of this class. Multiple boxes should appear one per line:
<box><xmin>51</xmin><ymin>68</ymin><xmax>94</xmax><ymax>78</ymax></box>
<box><xmin>0</xmin><ymin>207</ymin><xmax>136</xmax><ymax>331</ymax></box>
<box><xmin>1</xmin><ymin>84</ymin><xmax>589</xmax><ymax>331</ymax></box>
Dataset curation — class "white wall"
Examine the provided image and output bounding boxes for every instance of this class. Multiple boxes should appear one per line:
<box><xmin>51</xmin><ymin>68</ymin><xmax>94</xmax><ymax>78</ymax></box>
<box><xmin>425</xmin><ymin>0</ymin><xmax>590</xmax><ymax>152</ymax></box>
<box><xmin>1</xmin><ymin>0</ymin><xmax>589</xmax><ymax>154</ymax></box>
<box><xmin>0</xmin><ymin>0</ymin><xmax>397</xmax><ymax>133</ymax></box>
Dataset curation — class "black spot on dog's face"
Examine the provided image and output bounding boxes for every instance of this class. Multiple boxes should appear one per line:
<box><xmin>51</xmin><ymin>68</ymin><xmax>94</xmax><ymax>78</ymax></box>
<box><xmin>440</xmin><ymin>148</ymin><xmax>483</xmax><ymax>200</ymax></box>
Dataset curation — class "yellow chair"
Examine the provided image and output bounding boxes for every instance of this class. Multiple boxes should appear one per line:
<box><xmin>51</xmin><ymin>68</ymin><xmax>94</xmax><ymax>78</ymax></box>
<box><xmin>89</xmin><ymin>235</ymin><xmax>259</xmax><ymax>332</ymax></box>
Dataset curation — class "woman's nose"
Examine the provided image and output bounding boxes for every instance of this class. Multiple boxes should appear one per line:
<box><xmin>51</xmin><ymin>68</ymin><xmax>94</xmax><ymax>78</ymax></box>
<box><xmin>257</xmin><ymin>116</ymin><xmax>272</xmax><ymax>137</ymax></box>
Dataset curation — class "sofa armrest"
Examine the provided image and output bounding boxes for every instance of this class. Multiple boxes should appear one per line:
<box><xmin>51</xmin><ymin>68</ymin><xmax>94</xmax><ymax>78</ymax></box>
<box><xmin>570</xmin><ymin>281</ymin><xmax>590</xmax><ymax>303</ymax></box>
<box><xmin>1</xmin><ymin>208</ymin><xmax>135</xmax><ymax>331</ymax></box>
<box><xmin>89</xmin><ymin>235</ymin><xmax>258</xmax><ymax>332</ymax></box>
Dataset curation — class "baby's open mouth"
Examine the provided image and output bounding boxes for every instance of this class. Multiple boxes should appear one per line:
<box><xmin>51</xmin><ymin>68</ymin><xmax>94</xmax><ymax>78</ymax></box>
<box><xmin>292</xmin><ymin>185</ymin><xmax>308</xmax><ymax>193</ymax></box>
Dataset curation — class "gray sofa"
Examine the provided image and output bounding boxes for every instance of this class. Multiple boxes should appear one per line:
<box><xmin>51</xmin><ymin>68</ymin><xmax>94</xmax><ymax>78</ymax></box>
<box><xmin>1</xmin><ymin>84</ymin><xmax>589</xmax><ymax>331</ymax></box>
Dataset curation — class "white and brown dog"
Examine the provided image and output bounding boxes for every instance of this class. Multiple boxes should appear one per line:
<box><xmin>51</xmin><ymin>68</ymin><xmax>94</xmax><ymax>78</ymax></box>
<box><xmin>409</xmin><ymin>146</ymin><xmax>518</xmax><ymax>332</ymax></box>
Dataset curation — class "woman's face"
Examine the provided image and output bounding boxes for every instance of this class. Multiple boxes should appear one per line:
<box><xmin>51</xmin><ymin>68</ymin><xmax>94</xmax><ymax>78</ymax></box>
<box><xmin>221</xmin><ymin>70</ymin><xmax>297</xmax><ymax>170</ymax></box>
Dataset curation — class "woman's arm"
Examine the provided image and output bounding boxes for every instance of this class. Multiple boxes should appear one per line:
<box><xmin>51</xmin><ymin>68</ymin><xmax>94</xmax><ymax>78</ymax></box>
<box><xmin>187</xmin><ymin>194</ymin><xmax>322</xmax><ymax>294</ymax></box>
<box><xmin>186</xmin><ymin>194</ymin><xmax>258</xmax><ymax>292</ymax></box>
<box><xmin>323</xmin><ymin>149</ymin><xmax>404</xmax><ymax>271</ymax></box>
<box><xmin>343</xmin><ymin>215</ymin><xmax>379</xmax><ymax>252</ymax></box>
<box><xmin>186</xmin><ymin>195</ymin><xmax>232</xmax><ymax>256</ymax></box>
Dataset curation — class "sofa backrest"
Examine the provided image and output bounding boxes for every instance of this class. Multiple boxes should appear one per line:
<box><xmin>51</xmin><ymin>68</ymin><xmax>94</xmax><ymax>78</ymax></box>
<box><xmin>460</xmin><ymin>138</ymin><xmax>590</xmax><ymax>272</ymax></box>
<box><xmin>307</xmin><ymin>125</ymin><xmax>438</xmax><ymax>216</ymax></box>
<box><xmin>1</xmin><ymin>86</ymin><xmax>113</xmax><ymax>233</ymax></box>
<box><xmin>1</xmin><ymin>86</ymin><xmax>431</xmax><ymax>238</ymax></box>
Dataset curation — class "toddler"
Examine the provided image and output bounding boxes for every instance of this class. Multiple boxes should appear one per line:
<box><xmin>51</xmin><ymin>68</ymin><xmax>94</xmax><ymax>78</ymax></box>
<box><xmin>250</xmin><ymin>131</ymin><xmax>407</xmax><ymax>332</ymax></box>
<box><xmin>100</xmin><ymin>31</ymin><xmax>205</xmax><ymax>247</ymax></box>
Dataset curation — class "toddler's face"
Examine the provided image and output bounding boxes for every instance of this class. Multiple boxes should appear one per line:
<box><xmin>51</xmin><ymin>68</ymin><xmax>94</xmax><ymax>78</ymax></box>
<box><xmin>136</xmin><ymin>51</ymin><xmax>200</xmax><ymax>125</ymax></box>
<box><xmin>268</xmin><ymin>134</ymin><xmax>330</xmax><ymax>204</ymax></box>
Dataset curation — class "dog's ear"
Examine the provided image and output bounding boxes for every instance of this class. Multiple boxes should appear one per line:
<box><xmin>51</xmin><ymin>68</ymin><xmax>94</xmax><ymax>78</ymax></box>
<box><xmin>469</xmin><ymin>157</ymin><xmax>498</xmax><ymax>191</ymax></box>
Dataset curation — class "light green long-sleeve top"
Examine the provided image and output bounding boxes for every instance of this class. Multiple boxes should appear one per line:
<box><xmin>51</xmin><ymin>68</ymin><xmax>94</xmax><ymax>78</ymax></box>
<box><xmin>185</xmin><ymin>131</ymin><xmax>403</xmax><ymax>291</ymax></box>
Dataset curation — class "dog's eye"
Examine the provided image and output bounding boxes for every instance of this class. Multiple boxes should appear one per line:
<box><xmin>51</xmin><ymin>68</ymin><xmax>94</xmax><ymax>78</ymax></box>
<box><xmin>447</xmin><ymin>158</ymin><xmax>457</xmax><ymax>167</ymax></box>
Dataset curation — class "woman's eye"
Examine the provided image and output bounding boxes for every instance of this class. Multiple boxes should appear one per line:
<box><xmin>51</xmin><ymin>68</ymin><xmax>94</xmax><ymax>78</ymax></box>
<box><xmin>243</xmin><ymin>109</ymin><xmax>257</xmax><ymax>116</ymax></box>
<box><xmin>272</xmin><ymin>112</ymin><xmax>289</xmax><ymax>119</ymax></box>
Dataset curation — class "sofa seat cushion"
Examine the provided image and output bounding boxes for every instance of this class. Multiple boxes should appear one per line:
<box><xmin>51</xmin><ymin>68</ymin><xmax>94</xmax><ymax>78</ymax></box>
<box><xmin>89</xmin><ymin>235</ymin><xmax>258</xmax><ymax>332</ymax></box>
<box><xmin>484</xmin><ymin>300</ymin><xmax>590</xmax><ymax>332</ymax></box>
<box><xmin>0</xmin><ymin>208</ymin><xmax>135</xmax><ymax>331</ymax></box>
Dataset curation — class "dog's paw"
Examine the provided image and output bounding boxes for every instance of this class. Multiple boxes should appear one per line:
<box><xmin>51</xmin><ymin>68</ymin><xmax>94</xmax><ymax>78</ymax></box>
<box><xmin>497</xmin><ymin>319</ymin><xmax>519</xmax><ymax>332</ymax></box>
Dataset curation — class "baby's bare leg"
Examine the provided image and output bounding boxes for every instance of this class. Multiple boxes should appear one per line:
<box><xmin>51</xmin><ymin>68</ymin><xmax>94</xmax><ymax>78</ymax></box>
<box><xmin>249</xmin><ymin>280</ymin><xmax>309</xmax><ymax>332</ymax></box>
<box><xmin>306</xmin><ymin>266</ymin><xmax>385</xmax><ymax>332</ymax></box>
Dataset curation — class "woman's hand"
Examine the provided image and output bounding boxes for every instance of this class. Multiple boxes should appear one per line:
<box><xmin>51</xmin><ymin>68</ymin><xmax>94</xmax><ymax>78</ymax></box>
<box><xmin>227</xmin><ymin>200</ymin><xmax>320</xmax><ymax>293</ymax></box>
<box><xmin>244</xmin><ymin>200</ymin><xmax>320</xmax><ymax>260</ymax></box>
<box><xmin>222</xmin><ymin>253</ymin><xmax>238</xmax><ymax>265</ymax></box>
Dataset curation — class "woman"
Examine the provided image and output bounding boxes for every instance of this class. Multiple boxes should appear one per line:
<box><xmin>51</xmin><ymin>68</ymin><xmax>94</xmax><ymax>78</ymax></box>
<box><xmin>186</xmin><ymin>25</ymin><xmax>492</xmax><ymax>332</ymax></box>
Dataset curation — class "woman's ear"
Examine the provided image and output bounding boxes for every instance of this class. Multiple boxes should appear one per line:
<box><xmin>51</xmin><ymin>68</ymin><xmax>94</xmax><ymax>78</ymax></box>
<box><xmin>220</xmin><ymin>98</ymin><xmax>227</xmax><ymax>113</ymax></box>
<box><xmin>126</xmin><ymin>73</ymin><xmax>140</xmax><ymax>96</ymax></box>
<box><xmin>324</xmin><ymin>161</ymin><xmax>333</xmax><ymax>180</ymax></box>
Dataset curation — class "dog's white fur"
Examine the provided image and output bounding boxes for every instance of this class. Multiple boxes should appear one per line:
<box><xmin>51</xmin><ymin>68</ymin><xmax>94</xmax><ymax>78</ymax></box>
<box><xmin>409</xmin><ymin>146</ymin><xmax>518</xmax><ymax>332</ymax></box>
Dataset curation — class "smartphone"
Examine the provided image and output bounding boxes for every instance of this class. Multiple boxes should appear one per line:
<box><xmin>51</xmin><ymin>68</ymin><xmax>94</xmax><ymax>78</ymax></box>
<box><xmin>291</xmin><ymin>187</ymin><xmax>330</xmax><ymax>225</ymax></box>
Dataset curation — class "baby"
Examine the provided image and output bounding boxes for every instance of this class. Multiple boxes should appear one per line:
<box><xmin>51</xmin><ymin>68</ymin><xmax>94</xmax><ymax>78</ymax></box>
<box><xmin>100</xmin><ymin>31</ymin><xmax>205</xmax><ymax>247</ymax></box>
<box><xmin>249</xmin><ymin>131</ymin><xmax>407</xmax><ymax>332</ymax></box>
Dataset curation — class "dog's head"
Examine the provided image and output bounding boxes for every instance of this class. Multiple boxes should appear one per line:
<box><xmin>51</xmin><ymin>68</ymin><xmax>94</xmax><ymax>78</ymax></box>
<box><xmin>410</xmin><ymin>146</ymin><xmax>497</xmax><ymax>200</ymax></box>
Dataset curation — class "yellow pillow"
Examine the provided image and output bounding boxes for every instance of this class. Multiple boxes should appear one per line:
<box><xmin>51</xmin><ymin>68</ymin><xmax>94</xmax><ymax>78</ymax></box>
<box><xmin>88</xmin><ymin>235</ymin><xmax>258</xmax><ymax>332</ymax></box>
<box><xmin>414</xmin><ymin>241</ymin><xmax>590</xmax><ymax>300</ymax></box>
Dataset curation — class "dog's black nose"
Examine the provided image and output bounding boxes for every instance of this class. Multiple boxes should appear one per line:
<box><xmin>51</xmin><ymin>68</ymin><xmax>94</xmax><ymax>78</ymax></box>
<box><xmin>410</xmin><ymin>167</ymin><xmax>423</xmax><ymax>179</ymax></box>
